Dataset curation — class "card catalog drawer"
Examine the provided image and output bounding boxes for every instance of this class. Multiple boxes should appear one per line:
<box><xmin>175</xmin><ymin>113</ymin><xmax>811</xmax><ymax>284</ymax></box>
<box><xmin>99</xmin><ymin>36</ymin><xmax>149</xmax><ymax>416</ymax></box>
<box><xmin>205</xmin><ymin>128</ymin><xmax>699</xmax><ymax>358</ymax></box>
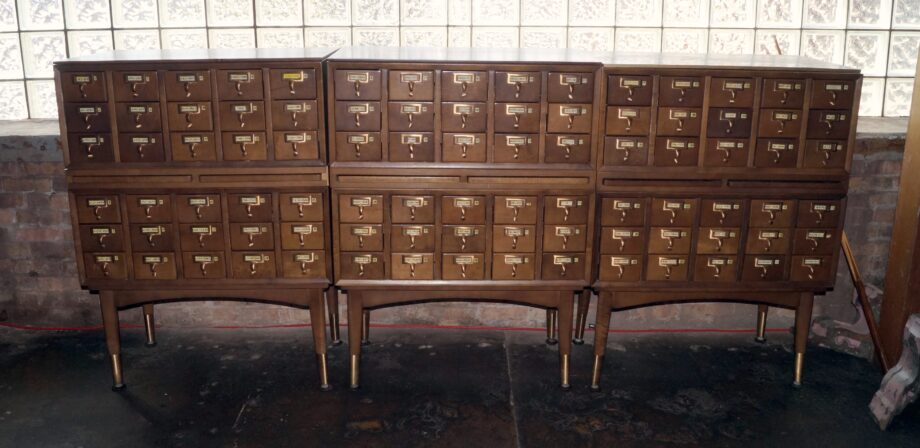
<box><xmin>170</xmin><ymin>133</ymin><xmax>216</xmax><ymax>161</ymax></box>
<box><xmin>340</xmin><ymin>224</ymin><xmax>383</xmax><ymax>251</ymax></box>
<box><xmin>694</xmin><ymin>255</ymin><xmax>738</xmax><ymax>282</ymax></box>
<box><xmin>543</xmin><ymin>225</ymin><xmax>587</xmax><ymax>252</ymax></box>
<box><xmin>600</xmin><ymin>198</ymin><xmax>646</xmax><ymax>226</ymax></box>
<box><xmin>335</xmin><ymin>132</ymin><xmax>382</xmax><ymax>161</ymax></box>
<box><xmin>607</xmin><ymin>75</ymin><xmax>652</xmax><ymax>106</ymax></box>
<box><xmin>183</xmin><ymin>253</ymin><xmax>226</xmax><ymax>279</ymax></box>
<box><xmin>549</xmin><ymin>72</ymin><xmax>594</xmax><ymax>102</ymax></box>
<box><xmin>441</xmin><ymin>71</ymin><xmax>488</xmax><ymax>101</ymax></box>
<box><xmin>761</xmin><ymin>79</ymin><xmax>804</xmax><ymax>108</ymax></box>
<box><xmin>280</xmin><ymin>193</ymin><xmax>323</xmax><ymax>221</ymax></box>
<box><xmin>599</xmin><ymin>255</ymin><xmax>642</xmax><ymax>282</ymax></box>
<box><xmin>389</xmin><ymin>70</ymin><xmax>434</xmax><ymax>101</ymax></box>
<box><xmin>441</xmin><ymin>196</ymin><xmax>486</xmax><ymax>224</ymax></box>
<box><xmin>217</xmin><ymin>69</ymin><xmax>263</xmax><ymax>100</ymax></box>
<box><xmin>176</xmin><ymin>194</ymin><xmax>221</xmax><ymax>223</ymax></box>
<box><xmin>492</xmin><ymin>225</ymin><xmax>536</xmax><ymax>252</ymax></box>
<box><xmin>650</xmin><ymin>198</ymin><xmax>698</xmax><ymax>226</ymax></box>
<box><xmin>545</xmin><ymin>134</ymin><xmax>591</xmax><ymax>164</ymax></box>
<box><xmin>443</xmin><ymin>133</ymin><xmax>486</xmax><ymax>162</ymax></box>
<box><xmin>75</xmin><ymin>195</ymin><xmax>121</xmax><ymax>223</ymax></box>
<box><xmin>696</xmin><ymin>228</ymin><xmax>741</xmax><ymax>254</ymax></box>
<box><xmin>179</xmin><ymin>223</ymin><xmax>224</xmax><ymax>251</ymax></box>
<box><xmin>334</xmin><ymin>69</ymin><xmax>382</xmax><ymax>101</ymax></box>
<box><xmin>741</xmin><ymin>255</ymin><xmax>786</xmax><ymax>281</ymax></box>
<box><xmin>494</xmin><ymin>134</ymin><xmax>539</xmax><ymax>163</ymax></box>
<box><xmin>749</xmin><ymin>199</ymin><xmax>796</xmax><ymax>227</ymax></box>
<box><xmin>230</xmin><ymin>223</ymin><xmax>275</xmax><ymax>250</ymax></box>
<box><xmin>62</xmin><ymin>72</ymin><xmax>106</xmax><ymax>102</ymax></box>
<box><xmin>118</xmin><ymin>133</ymin><xmax>165</xmax><ymax>163</ymax></box>
<box><xmin>541</xmin><ymin>253</ymin><xmax>586</xmax><ymax>280</ymax></box>
<box><xmin>492</xmin><ymin>254</ymin><xmax>535</xmax><ymax>280</ymax></box>
<box><xmin>442</xmin><ymin>253</ymin><xmax>485</xmax><ymax>280</ymax></box>
<box><xmin>544</xmin><ymin>196</ymin><xmax>588</xmax><ymax>224</ymax></box>
<box><xmin>495</xmin><ymin>71</ymin><xmax>541</xmax><ymax>102</ymax></box>
<box><xmin>340</xmin><ymin>253</ymin><xmax>384</xmax><ymax>279</ymax></box>
<box><xmin>126</xmin><ymin>195</ymin><xmax>172</xmax><ymax>223</ymax></box>
<box><xmin>391</xmin><ymin>253</ymin><xmax>435</xmax><ymax>280</ymax></box>
<box><xmin>280</xmin><ymin>222</ymin><xmax>325</xmax><ymax>250</ymax></box>
<box><xmin>231</xmin><ymin>252</ymin><xmax>276</xmax><ymax>279</ymax></box>
<box><xmin>269</xmin><ymin>69</ymin><xmax>317</xmax><ymax>100</ymax></box>
<box><xmin>339</xmin><ymin>194</ymin><xmax>383</xmax><ymax>223</ymax></box>
<box><xmin>133</xmin><ymin>253</ymin><xmax>177</xmax><ymax>280</ymax></box>
<box><xmin>282</xmin><ymin>251</ymin><xmax>327</xmax><ymax>279</ymax></box>
<box><xmin>710</xmin><ymin>78</ymin><xmax>754</xmax><ymax>107</ymax></box>
<box><xmin>227</xmin><ymin>193</ymin><xmax>273</xmax><ymax>222</ymax></box>
<box><xmin>79</xmin><ymin>225</ymin><xmax>125</xmax><ymax>252</ymax></box>
<box><xmin>547</xmin><ymin>103</ymin><xmax>592</xmax><ymax>134</ymax></box>
<box><xmin>745</xmin><ymin>228</ymin><xmax>791</xmax><ymax>254</ymax></box>
<box><xmin>494</xmin><ymin>103</ymin><xmax>541</xmax><ymax>133</ymax></box>
<box><xmin>130</xmin><ymin>224</ymin><xmax>175</xmax><ymax>252</ymax></box>
<box><xmin>165</xmin><ymin>71</ymin><xmax>210</xmax><ymax>101</ymax></box>
<box><xmin>392</xmin><ymin>195</ymin><xmax>434</xmax><ymax>223</ymax></box>
<box><xmin>441</xmin><ymin>225</ymin><xmax>486</xmax><ymax>252</ymax></box>
<box><xmin>599</xmin><ymin>227</ymin><xmax>645</xmax><ymax>254</ymax></box>
<box><xmin>441</xmin><ymin>102</ymin><xmax>487</xmax><ymax>133</ymax></box>
<box><xmin>604</xmin><ymin>137</ymin><xmax>649</xmax><ymax>166</ymax></box>
<box><xmin>390</xmin><ymin>225</ymin><xmax>435</xmax><ymax>252</ymax></box>
<box><xmin>646</xmin><ymin>255</ymin><xmax>688</xmax><ymax>281</ymax></box>
<box><xmin>494</xmin><ymin>196</ymin><xmax>537</xmax><ymax>224</ymax></box>
<box><xmin>84</xmin><ymin>253</ymin><xmax>128</xmax><ymax>280</ymax></box>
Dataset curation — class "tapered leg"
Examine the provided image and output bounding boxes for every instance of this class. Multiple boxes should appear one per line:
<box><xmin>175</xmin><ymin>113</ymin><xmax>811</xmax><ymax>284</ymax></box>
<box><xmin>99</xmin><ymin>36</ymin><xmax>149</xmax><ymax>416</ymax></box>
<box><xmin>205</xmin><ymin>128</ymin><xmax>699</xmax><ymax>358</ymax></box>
<box><xmin>573</xmin><ymin>290</ymin><xmax>591</xmax><ymax>345</ymax></box>
<box><xmin>326</xmin><ymin>289</ymin><xmax>342</xmax><ymax>346</ymax></box>
<box><xmin>348</xmin><ymin>292</ymin><xmax>364</xmax><ymax>390</ymax></box>
<box><xmin>591</xmin><ymin>292</ymin><xmax>614</xmax><ymax>390</ymax></box>
<box><xmin>142</xmin><ymin>304</ymin><xmax>157</xmax><ymax>347</ymax></box>
<box><xmin>793</xmin><ymin>293</ymin><xmax>815</xmax><ymax>387</ymax></box>
<box><xmin>557</xmin><ymin>294</ymin><xmax>574</xmax><ymax>389</ymax></box>
<box><xmin>545</xmin><ymin>309</ymin><xmax>558</xmax><ymax>345</ymax></box>
<box><xmin>755</xmin><ymin>304</ymin><xmax>768</xmax><ymax>343</ymax></box>
<box><xmin>99</xmin><ymin>291</ymin><xmax>125</xmax><ymax>391</ymax></box>
<box><xmin>361</xmin><ymin>309</ymin><xmax>371</xmax><ymax>345</ymax></box>
<box><xmin>309</xmin><ymin>295</ymin><xmax>331</xmax><ymax>391</ymax></box>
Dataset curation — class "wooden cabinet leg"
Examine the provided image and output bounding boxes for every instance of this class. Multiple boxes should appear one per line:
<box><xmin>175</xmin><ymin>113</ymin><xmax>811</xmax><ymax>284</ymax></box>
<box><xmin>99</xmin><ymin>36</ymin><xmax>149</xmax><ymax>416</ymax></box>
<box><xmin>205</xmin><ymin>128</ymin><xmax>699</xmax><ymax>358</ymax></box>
<box><xmin>755</xmin><ymin>304</ymin><xmax>768</xmax><ymax>343</ymax></box>
<box><xmin>100</xmin><ymin>291</ymin><xmax>125</xmax><ymax>391</ymax></box>
<box><xmin>309</xmin><ymin>294</ymin><xmax>331</xmax><ymax>391</ymax></box>
<box><xmin>546</xmin><ymin>309</ymin><xmax>558</xmax><ymax>345</ymax></box>
<box><xmin>348</xmin><ymin>292</ymin><xmax>364</xmax><ymax>390</ymax></box>
<box><xmin>326</xmin><ymin>289</ymin><xmax>342</xmax><ymax>346</ymax></box>
<box><xmin>142</xmin><ymin>304</ymin><xmax>157</xmax><ymax>347</ymax></box>
<box><xmin>591</xmin><ymin>292</ymin><xmax>614</xmax><ymax>390</ymax></box>
<box><xmin>573</xmin><ymin>290</ymin><xmax>591</xmax><ymax>345</ymax></box>
<box><xmin>793</xmin><ymin>293</ymin><xmax>815</xmax><ymax>387</ymax></box>
<box><xmin>557</xmin><ymin>293</ymin><xmax>574</xmax><ymax>389</ymax></box>
<box><xmin>361</xmin><ymin>309</ymin><xmax>371</xmax><ymax>345</ymax></box>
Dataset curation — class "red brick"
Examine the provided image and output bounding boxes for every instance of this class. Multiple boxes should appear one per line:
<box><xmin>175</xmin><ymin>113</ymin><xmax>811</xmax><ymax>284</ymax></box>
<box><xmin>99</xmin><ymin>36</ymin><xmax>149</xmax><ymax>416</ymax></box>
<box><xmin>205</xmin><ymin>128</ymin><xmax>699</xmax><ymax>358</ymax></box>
<box><xmin>2</xmin><ymin>177</ymin><xmax>53</xmax><ymax>193</ymax></box>
<box><xmin>16</xmin><ymin>227</ymin><xmax>69</xmax><ymax>242</ymax></box>
<box><xmin>0</xmin><ymin>209</ymin><xmax>15</xmax><ymax>225</ymax></box>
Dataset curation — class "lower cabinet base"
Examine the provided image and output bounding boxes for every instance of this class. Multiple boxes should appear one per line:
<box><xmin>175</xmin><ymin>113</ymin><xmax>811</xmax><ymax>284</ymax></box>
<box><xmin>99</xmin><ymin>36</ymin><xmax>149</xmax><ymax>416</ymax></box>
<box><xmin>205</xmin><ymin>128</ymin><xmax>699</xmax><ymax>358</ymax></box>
<box><xmin>339</xmin><ymin>287</ymin><xmax>580</xmax><ymax>390</ymax></box>
<box><xmin>96</xmin><ymin>287</ymin><xmax>333</xmax><ymax>391</ymax></box>
<box><xmin>583</xmin><ymin>290</ymin><xmax>816</xmax><ymax>390</ymax></box>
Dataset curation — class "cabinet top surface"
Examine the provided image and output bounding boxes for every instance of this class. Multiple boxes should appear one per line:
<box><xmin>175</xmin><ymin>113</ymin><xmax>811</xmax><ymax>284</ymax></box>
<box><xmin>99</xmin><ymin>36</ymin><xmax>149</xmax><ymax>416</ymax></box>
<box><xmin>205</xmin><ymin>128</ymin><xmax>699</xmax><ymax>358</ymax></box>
<box><xmin>55</xmin><ymin>47</ymin><xmax>338</xmax><ymax>66</ymax></box>
<box><xmin>326</xmin><ymin>46</ymin><xmax>607</xmax><ymax>65</ymax></box>
<box><xmin>596</xmin><ymin>52</ymin><xmax>859</xmax><ymax>73</ymax></box>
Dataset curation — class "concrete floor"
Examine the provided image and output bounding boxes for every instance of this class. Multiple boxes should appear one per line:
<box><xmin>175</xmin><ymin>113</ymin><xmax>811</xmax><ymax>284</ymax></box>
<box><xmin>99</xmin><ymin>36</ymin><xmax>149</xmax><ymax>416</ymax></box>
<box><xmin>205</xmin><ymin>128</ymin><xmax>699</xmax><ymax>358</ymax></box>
<box><xmin>0</xmin><ymin>326</ymin><xmax>917</xmax><ymax>447</ymax></box>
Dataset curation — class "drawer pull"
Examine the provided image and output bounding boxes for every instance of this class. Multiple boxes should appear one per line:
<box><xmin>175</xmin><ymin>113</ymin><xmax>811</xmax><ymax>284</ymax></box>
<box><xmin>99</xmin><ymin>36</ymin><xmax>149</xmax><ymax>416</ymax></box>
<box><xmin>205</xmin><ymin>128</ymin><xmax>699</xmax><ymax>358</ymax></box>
<box><xmin>514</xmin><ymin>81</ymin><xmax>522</xmax><ymax>99</ymax></box>
<box><xmin>232</xmin><ymin>73</ymin><xmax>253</xmax><ymax>96</ymax></box>
<box><xmin>199</xmin><ymin>259</ymin><xmax>213</xmax><ymax>275</ymax></box>
<box><xmin>236</xmin><ymin>103</ymin><xmax>254</xmax><ymax>127</ymax></box>
<box><xmin>82</xmin><ymin>112</ymin><xmax>97</xmax><ymax>130</ymax></box>
<box><xmin>709</xmin><ymin>230</ymin><xmax>724</xmax><ymax>251</ymax></box>
<box><xmin>828</xmin><ymin>91</ymin><xmax>837</xmax><ymax>106</ymax></box>
<box><xmin>717</xmin><ymin>145</ymin><xmax>731</xmax><ymax>163</ymax></box>
<box><xmin>189</xmin><ymin>141</ymin><xmax>199</xmax><ymax>158</ymax></box>
<box><xmin>78</xmin><ymin>82</ymin><xmax>89</xmax><ymax>98</ymax></box>
<box><xmin>354</xmin><ymin>142</ymin><xmax>362</xmax><ymax>158</ymax></box>
<box><xmin>780</xmin><ymin>90</ymin><xmax>789</xmax><ymax>105</ymax></box>
<box><xmin>88</xmin><ymin>200</ymin><xmax>110</xmax><ymax>220</ymax></box>
<box><xmin>84</xmin><ymin>140</ymin><xmax>99</xmax><ymax>159</ymax></box>
<box><xmin>286</xmin><ymin>71</ymin><xmax>305</xmax><ymax>94</ymax></box>
<box><xmin>134</xmin><ymin>111</ymin><xmax>144</xmax><ymax>128</ymax></box>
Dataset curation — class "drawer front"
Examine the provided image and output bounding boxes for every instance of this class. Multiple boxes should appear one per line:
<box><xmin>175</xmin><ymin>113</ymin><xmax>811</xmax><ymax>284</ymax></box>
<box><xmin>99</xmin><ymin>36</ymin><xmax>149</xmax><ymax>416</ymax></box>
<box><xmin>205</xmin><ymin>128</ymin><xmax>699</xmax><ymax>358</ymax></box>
<box><xmin>441</xmin><ymin>70</ymin><xmax>488</xmax><ymax>101</ymax></box>
<box><xmin>700</xmin><ymin>199</ymin><xmax>743</xmax><ymax>227</ymax></box>
<box><xmin>648</xmin><ymin>227</ymin><xmax>692</xmax><ymax>253</ymax></box>
<box><xmin>335</xmin><ymin>132</ymin><xmax>382</xmax><ymax>161</ymax></box>
<box><xmin>605</xmin><ymin>106</ymin><xmax>650</xmax><ymax>136</ymax></box>
<box><xmin>442</xmin><ymin>225</ymin><xmax>486</xmax><ymax>252</ymax></box>
<box><xmin>280</xmin><ymin>222</ymin><xmax>325</xmax><ymax>250</ymax></box>
<box><xmin>392</xmin><ymin>195</ymin><xmax>435</xmax><ymax>223</ymax></box>
<box><xmin>271</xmin><ymin>100</ymin><xmax>318</xmax><ymax>131</ymax></box>
<box><xmin>696</xmin><ymin>228</ymin><xmax>741</xmax><ymax>254</ymax></box>
<box><xmin>217</xmin><ymin>69</ymin><xmax>263</xmax><ymax>100</ymax></box>
<box><xmin>790</xmin><ymin>255</ymin><xmax>833</xmax><ymax>282</ymax></box>
<box><xmin>339</xmin><ymin>194</ymin><xmax>383</xmax><ymax>223</ymax></box>
<box><xmin>84</xmin><ymin>253</ymin><xmax>128</xmax><ymax>279</ymax></box>
<box><xmin>388</xmin><ymin>132</ymin><xmax>435</xmax><ymax>162</ymax></box>
<box><xmin>116</xmin><ymin>103</ymin><xmax>161</xmax><ymax>132</ymax></box>
<box><xmin>65</xmin><ymin>104</ymin><xmax>110</xmax><ymax>133</ymax></box>
<box><xmin>443</xmin><ymin>133</ymin><xmax>486</xmax><ymax>162</ymax></box>
<box><xmin>541</xmin><ymin>253</ymin><xmax>585</xmax><ymax>280</ymax></box>
<box><xmin>130</xmin><ymin>224</ymin><xmax>175</xmax><ymax>252</ymax></box>
<box><xmin>334</xmin><ymin>101</ymin><xmax>381</xmax><ymax>131</ymax></box>
<box><xmin>710</xmin><ymin>78</ymin><xmax>754</xmax><ymax>107</ymax></box>
<box><xmin>334</xmin><ymin>69</ymin><xmax>382</xmax><ymax>101</ymax></box>
<box><xmin>754</xmin><ymin>139</ymin><xmax>799</xmax><ymax>168</ymax></box>
<box><xmin>388</xmin><ymin>102</ymin><xmax>435</xmax><ymax>132</ymax></box>
<box><xmin>389</xmin><ymin>70</ymin><xmax>435</xmax><ymax>101</ymax></box>
<box><xmin>494</xmin><ymin>103</ymin><xmax>541</xmax><ymax>133</ymax></box>
<box><xmin>230</xmin><ymin>223</ymin><xmax>275</xmax><ymax>250</ymax></box>
<box><xmin>176</xmin><ymin>194</ymin><xmax>221</xmax><ymax>223</ymax></box>
<box><xmin>495</xmin><ymin>71</ymin><xmax>541</xmax><ymax>102</ymax></box>
<box><xmin>280</xmin><ymin>193</ymin><xmax>323</xmax><ymax>221</ymax></box>
<box><xmin>657</xmin><ymin>107</ymin><xmax>702</xmax><ymax>136</ymax></box>
<box><xmin>492</xmin><ymin>254</ymin><xmax>536</xmax><ymax>280</ymax></box>
<box><xmin>79</xmin><ymin>225</ymin><xmax>125</xmax><ymax>252</ymax></box>
<box><xmin>749</xmin><ymin>199</ymin><xmax>796</xmax><ymax>227</ymax></box>
<box><xmin>807</xmin><ymin>110</ymin><xmax>851</xmax><ymax>139</ymax></box>
<box><xmin>274</xmin><ymin>131</ymin><xmax>319</xmax><ymax>161</ymax></box>
<box><xmin>599</xmin><ymin>227</ymin><xmax>646</xmax><ymax>254</ymax></box>
<box><xmin>62</xmin><ymin>72</ymin><xmax>106</xmax><ymax>102</ymax></box>
<box><xmin>650</xmin><ymin>198</ymin><xmax>698</xmax><ymax>226</ymax></box>
<box><xmin>75</xmin><ymin>195</ymin><xmax>121</xmax><ymax>223</ymax></box>
<box><xmin>221</xmin><ymin>132</ymin><xmax>268</xmax><ymax>161</ymax></box>
<box><xmin>179</xmin><ymin>223</ymin><xmax>224</xmax><ymax>251</ymax></box>
<box><xmin>494</xmin><ymin>134</ymin><xmax>538</xmax><ymax>163</ymax></box>
<box><xmin>742</xmin><ymin>255</ymin><xmax>786</xmax><ymax>281</ymax></box>
<box><xmin>219</xmin><ymin>101</ymin><xmax>266</xmax><ymax>131</ymax></box>
<box><xmin>231</xmin><ymin>252</ymin><xmax>276</xmax><ymax>279</ymax></box>
<box><xmin>126</xmin><ymin>195</ymin><xmax>172</xmax><ymax>223</ymax></box>
<box><xmin>543</xmin><ymin>225</ymin><xmax>587</xmax><ymax>252</ymax></box>
<box><xmin>798</xmin><ymin>200</ymin><xmax>842</xmax><ymax>227</ymax></box>
<box><xmin>442</xmin><ymin>253</ymin><xmax>485</xmax><ymax>280</ymax></box>
<box><xmin>604</xmin><ymin>137</ymin><xmax>649</xmax><ymax>166</ymax></box>
<box><xmin>600</xmin><ymin>198</ymin><xmax>646</xmax><ymax>226</ymax></box>
<box><xmin>227</xmin><ymin>193</ymin><xmax>273</xmax><ymax>222</ymax></box>
<box><xmin>549</xmin><ymin>72</ymin><xmax>594</xmax><ymax>102</ymax></box>
<box><xmin>441</xmin><ymin>196</ymin><xmax>486</xmax><ymax>224</ymax></box>
<box><xmin>792</xmin><ymin>229</ymin><xmax>837</xmax><ymax>255</ymax></box>
<box><xmin>69</xmin><ymin>134</ymin><xmax>114</xmax><ymax>164</ymax></box>
<box><xmin>114</xmin><ymin>71</ymin><xmax>158</xmax><ymax>101</ymax></box>
<box><xmin>607</xmin><ymin>75</ymin><xmax>652</xmax><ymax>105</ymax></box>
<box><xmin>269</xmin><ymin>68</ymin><xmax>317</xmax><ymax>100</ymax></box>
<box><xmin>544</xmin><ymin>195</ymin><xmax>588</xmax><ymax>224</ymax></box>
<box><xmin>170</xmin><ymin>133</ymin><xmax>217</xmax><ymax>161</ymax></box>
<box><xmin>165</xmin><ymin>71</ymin><xmax>210</xmax><ymax>101</ymax></box>
<box><xmin>493</xmin><ymin>225</ymin><xmax>536</xmax><ymax>252</ymax></box>
<box><xmin>283</xmin><ymin>251</ymin><xmax>327</xmax><ymax>279</ymax></box>
<box><xmin>706</xmin><ymin>108</ymin><xmax>752</xmax><ymax>138</ymax></box>
<box><xmin>694</xmin><ymin>255</ymin><xmax>738</xmax><ymax>282</ymax></box>
<box><xmin>167</xmin><ymin>102</ymin><xmax>212</xmax><ymax>132</ymax></box>
<box><xmin>761</xmin><ymin>79</ymin><xmax>805</xmax><ymax>108</ymax></box>
<box><xmin>118</xmin><ymin>133</ymin><xmax>165</xmax><ymax>163</ymax></box>
<box><xmin>547</xmin><ymin>103</ymin><xmax>592</xmax><ymax>134</ymax></box>
<box><xmin>654</xmin><ymin>137</ymin><xmax>700</xmax><ymax>167</ymax></box>
<box><xmin>803</xmin><ymin>140</ymin><xmax>847</xmax><ymax>169</ymax></box>
<box><xmin>758</xmin><ymin>109</ymin><xmax>802</xmax><ymax>138</ymax></box>
<box><xmin>392</xmin><ymin>253</ymin><xmax>435</xmax><ymax>280</ymax></box>
<box><xmin>745</xmin><ymin>228</ymin><xmax>791</xmax><ymax>254</ymax></box>
<box><xmin>811</xmin><ymin>80</ymin><xmax>855</xmax><ymax>109</ymax></box>
<box><xmin>599</xmin><ymin>255</ymin><xmax>642</xmax><ymax>282</ymax></box>
<box><xmin>705</xmin><ymin>138</ymin><xmax>748</xmax><ymax>167</ymax></box>
<box><xmin>645</xmin><ymin>255</ymin><xmax>688</xmax><ymax>281</ymax></box>
<box><xmin>340</xmin><ymin>224</ymin><xmax>383</xmax><ymax>251</ymax></box>
<box><xmin>441</xmin><ymin>102</ymin><xmax>487</xmax><ymax>133</ymax></box>
<box><xmin>545</xmin><ymin>134</ymin><xmax>591</xmax><ymax>164</ymax></box>
<box><xmin>659</xmin><ymin>77</ymin><xmax>703</xmax><ymax>106</ymax></box>
<box><xmin>133</xmin><ymin>253</ymin><xmax>178</xmax><ymax>280</ymax></box>
<box><xmin>183</xmin><ymin>253</ymin><xmax>226</xmax><ymax>279</ymax></box>
<box><xmin>494</xmin><ymin>195</ymin><xmax>537</xmax><ymax>224</ymax></box>
<box><xmin>391</xmin><ymin>225</ymin><xmax>435</xmax><ymax>252</ymax></box>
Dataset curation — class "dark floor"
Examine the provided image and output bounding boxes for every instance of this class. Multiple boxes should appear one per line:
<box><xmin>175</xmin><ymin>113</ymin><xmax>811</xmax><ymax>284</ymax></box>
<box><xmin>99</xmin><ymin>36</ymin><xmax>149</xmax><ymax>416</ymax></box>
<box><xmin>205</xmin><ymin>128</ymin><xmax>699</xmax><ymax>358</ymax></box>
<box><xmin>0</xmin><ymin>326</ymin><xmax>917</xmax><ymax>448</ymax></box>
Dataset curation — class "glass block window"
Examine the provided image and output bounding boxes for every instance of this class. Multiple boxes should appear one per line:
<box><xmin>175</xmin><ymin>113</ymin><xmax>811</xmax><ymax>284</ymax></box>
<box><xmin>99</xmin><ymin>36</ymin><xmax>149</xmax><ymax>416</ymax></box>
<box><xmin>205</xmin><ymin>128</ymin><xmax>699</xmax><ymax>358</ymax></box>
<box><xmin>2</xmin><ymin>0</ymin><xmax>918</xmax><ymax>118</ymax></box>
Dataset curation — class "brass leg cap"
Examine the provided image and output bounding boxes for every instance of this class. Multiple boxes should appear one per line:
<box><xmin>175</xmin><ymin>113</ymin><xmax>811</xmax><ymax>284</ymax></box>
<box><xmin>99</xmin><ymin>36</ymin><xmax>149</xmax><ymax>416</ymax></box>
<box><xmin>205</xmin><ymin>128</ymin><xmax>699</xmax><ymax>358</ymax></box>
<box><xmin>590</xmin><ymin>384</ymin><xmax>601</xmax><ymax>391</ymax></box>
<box><xmin>546</xmin><ymin>338</ymin><xmax>558</xmax><ymax>345</ymax></box>
<box><xmin>561</xmin><ymin>383</ymin><xmax>571</xmax><ymax>390</ymax></box>
<box><xmin>331</xmin><ymin>339</ymin><xmax>343</xmax><ymax>346</ymax></box>
<box><xmin>112</xmin><ymin>384</ymin><xmax>126</xmax><ymax>392</ymax></box>
<box><xmin>361</xmin><ymin>340</ymin><xmax>371</xmax><ymax>346</ymax></box>
<box><xmin>573</xmin><ymin>338</ymin><xmax>585</xmax><ymax>345</ymax></box>
<box><xmin>792</xmin><ymin>380</ymin><xmax>802</xmax><ymax>388</ymax></box>
<box><xmin>349</xmin><ymin>384</ymin><xmax>360</xmax><ymax>391</ymax></box>
<box><xmin>320</xmin><ymin>384</ymin><xmax>332</xmax><ymax>392</ymax></box>
<box><xmin>145</xmin><ymin>341</ymin><xmax>158</xmax><ymax>348</ymax></box>
<box><xmin>754</xmin><ymin>336</ymin><xmax>766</xmax><ymax>344</ymax></box>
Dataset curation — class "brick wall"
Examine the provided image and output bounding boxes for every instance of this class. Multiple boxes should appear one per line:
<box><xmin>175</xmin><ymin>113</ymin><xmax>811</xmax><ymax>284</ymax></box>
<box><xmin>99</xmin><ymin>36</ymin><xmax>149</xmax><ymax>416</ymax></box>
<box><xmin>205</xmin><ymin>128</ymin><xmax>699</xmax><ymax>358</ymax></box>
<box><xmin>0</xmin><ymin>123</ymin><xmax>904</xmax><ymax>360</ymax></box>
